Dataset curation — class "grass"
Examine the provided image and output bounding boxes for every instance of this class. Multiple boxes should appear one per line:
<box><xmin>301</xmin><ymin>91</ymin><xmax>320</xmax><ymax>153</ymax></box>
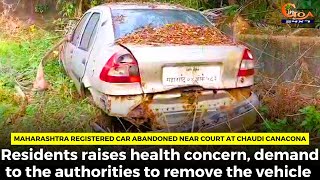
<box><xmin>257</xmin><ymin>82</ymin><xmax>320</xmax><ymax>139</ymax></box>
<box><xmin>261</xmin><ymin>106</ymin><xmax>320</xmax><ymax>136</ymax></box>
<box><xmin>0</xmin><ymin>26</ymin><xmax>100</xmax><ymax>138</ymax></box>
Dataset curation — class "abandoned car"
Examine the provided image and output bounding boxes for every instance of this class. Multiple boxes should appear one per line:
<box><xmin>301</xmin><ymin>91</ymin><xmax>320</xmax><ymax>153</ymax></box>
<box><xmin>59</xmin><ymin>3</ymin><xmax>259</xmax><ymax>132</ymax></box>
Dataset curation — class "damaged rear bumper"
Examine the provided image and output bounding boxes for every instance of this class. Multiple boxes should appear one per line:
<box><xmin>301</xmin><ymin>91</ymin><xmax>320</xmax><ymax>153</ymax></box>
<box><xmin>157</xmin><ymin>93</ymin><xmax>259</xmax><ymax>132</ymax></box>
<box><xmin>91</xmin><ymin>88</ymin><xmax>259</xmax><ymax>132</ymax></box>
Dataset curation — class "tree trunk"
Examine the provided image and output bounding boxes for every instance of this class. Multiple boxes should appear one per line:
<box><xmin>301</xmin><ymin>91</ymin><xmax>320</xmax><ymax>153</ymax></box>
<box><xmin>76</xmin><ymin>0</ymin><xmax>83</xmax><ymax>18</ymax></box>
<box><xmin>28</xmin><ymin>0</ymin><xmax>36</xmax><ymax>24</ymax></box>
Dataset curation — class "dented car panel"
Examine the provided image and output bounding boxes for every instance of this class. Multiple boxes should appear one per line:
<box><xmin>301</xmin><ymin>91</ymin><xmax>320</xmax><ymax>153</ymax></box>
<box><xmin>89</xmin><ymin>86</ymin><xmax>258</xmax><ymax>131</ymax></box>
<box><xmin>124</xmin><ymin>45</ymin><xmax>249</xmax><ymax>93</ymax></box>
<box><xmin>60</xmin><ymin>3</ymin><xmax>259</xmax><ymax>132</ymax></box>
<box><xmin>156</xmin><ymin>92</ymin><xmax>259</xmax><ymax>132</ymax></box>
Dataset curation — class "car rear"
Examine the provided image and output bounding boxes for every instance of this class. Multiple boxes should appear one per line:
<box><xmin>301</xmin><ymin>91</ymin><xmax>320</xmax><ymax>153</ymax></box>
<box><xmin>93</xmin><ymin>4</ymin><xmax>259</xmax><ymax>132</ymax></box>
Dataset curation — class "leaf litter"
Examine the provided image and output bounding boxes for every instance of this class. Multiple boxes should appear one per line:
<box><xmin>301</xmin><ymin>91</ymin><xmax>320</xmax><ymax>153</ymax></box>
<box><xmin>117</xmin><ymin>23</ymin><xmax>237</xmax><ymax>46</ymax></box>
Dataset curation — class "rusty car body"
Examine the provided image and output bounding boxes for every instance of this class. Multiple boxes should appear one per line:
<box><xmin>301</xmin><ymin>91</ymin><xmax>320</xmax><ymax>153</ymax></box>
<box><xmin>59</xmin><ymin>3</ymin><xmax>259</xmax><ymax>132</ymax></box>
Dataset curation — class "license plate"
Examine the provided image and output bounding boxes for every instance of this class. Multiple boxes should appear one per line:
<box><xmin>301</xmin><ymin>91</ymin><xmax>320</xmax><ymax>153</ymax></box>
<box><xmin>162</xmin><ymin>66</ymin><xmax>221</xmax><ymax>86</ymax></box>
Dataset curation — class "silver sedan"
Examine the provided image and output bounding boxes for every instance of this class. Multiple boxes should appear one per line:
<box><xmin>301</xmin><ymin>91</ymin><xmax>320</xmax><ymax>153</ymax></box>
<box><xmin>59</xmin><ymin>3</ymin><xmax>259</xmax><ymax>132</ymax></box>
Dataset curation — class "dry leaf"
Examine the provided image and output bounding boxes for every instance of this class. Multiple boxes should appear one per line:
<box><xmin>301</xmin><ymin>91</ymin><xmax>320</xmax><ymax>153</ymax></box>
<box><xmin>117</xmin><ymin>23</ymin><xmax>236</xmax><ymax>46</ymax></box>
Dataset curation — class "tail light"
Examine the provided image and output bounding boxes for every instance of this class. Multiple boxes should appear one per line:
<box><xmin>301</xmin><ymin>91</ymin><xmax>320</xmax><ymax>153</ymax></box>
<box><xmin>100</xmin><ymin>49</ymin><xmax>141</xmax><ymax>83</ymax></box>
<box><xmin>238</xmin><ymin>49</ymin><xmax>255</xmax><ymax>77</ymax></box>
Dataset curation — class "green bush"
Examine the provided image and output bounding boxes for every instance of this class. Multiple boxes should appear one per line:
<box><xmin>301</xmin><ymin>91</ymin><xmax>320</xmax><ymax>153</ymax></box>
<box><xmin>300</xmin><ymin>106</ymin><xmax>320</xmax><ymax>135</ymax></box>
<box><xmin>35</xmin><ymin>3</ymin><xmax>49</xmax><ymax>14</ymax></box>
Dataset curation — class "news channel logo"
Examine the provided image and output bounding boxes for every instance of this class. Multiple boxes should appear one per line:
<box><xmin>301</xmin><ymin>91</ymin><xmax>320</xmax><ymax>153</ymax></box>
<box><xmin>281</xmin><ymin>3</ymin><xmax>315</xmax><ymax>26</ymax></box>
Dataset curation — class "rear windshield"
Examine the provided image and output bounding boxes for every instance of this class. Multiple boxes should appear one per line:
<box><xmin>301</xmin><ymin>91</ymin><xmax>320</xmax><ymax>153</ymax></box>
<box><xmin>111</xmin><ymin>9</ymin><xmax>212</xmax><ymax>39</ymax></box>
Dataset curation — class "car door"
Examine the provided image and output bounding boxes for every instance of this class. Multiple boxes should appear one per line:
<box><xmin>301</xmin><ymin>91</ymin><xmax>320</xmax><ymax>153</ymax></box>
<box><xmin>70</xmin><ymin>12</ymin><xmax>101</xmax><ymax>84</ymax></box>
<box><xmin>64</xmin><ymin>12</ymin><xmax>91</xmax><ymax>76</ymax></box>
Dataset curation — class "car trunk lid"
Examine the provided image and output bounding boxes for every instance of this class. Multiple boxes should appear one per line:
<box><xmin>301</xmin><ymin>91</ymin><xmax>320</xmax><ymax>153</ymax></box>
<box><xmin>121</xmin><ymin>44</ymin><xmax>247</xmax><ymax>94</ymax></box>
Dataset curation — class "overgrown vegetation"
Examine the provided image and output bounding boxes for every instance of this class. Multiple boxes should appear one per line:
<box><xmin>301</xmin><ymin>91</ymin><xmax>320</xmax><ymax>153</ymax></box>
<box><xmin>262</xmin><ymin>106</ymin><xmax>320</xmax><ymax>135</ymax></box>
<box><xmin>0</xmin><ymin>26</ymin><xmax>100</xmax><ymax>136</ymax></box>
<box><xmin>256</xmin><ymin>81</ymin><xmax>320</xmax><ymax>138</ymax></box>
<box><xmin>55</xmin><ymin>0</ymin><xmax>220</xmax><ymax>16</ymax></box>
<box><xmin>294</xmin><ymin>0</ymin><xmax>320</xmax><ymax>28</ymax></box>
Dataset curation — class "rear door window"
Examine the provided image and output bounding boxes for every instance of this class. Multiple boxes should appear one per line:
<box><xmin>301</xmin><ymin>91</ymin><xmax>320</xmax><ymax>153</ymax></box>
<box><xmin>72</xmin><ymin>13</ymin><xmax>91</xmax><ymax>45</ymax></box>
<box><xmin>79</xmin><ymin>13</ymin><xmax>100</xmax><ymax>51</ymax></box>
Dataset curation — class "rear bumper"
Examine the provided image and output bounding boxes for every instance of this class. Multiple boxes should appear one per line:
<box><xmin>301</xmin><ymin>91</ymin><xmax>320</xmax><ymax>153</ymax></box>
<box><xmin>91</xmin><ymin>87</ymin><xmax>259</xmax><ymax>132</ymax></box>
<box><xmin>156</xmin><ymin>93</ymin><xmax>260</xmax><ymax>132</ymax></box>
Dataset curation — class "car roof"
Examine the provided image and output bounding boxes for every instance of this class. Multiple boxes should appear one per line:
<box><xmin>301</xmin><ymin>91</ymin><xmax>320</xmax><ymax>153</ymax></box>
<box><xmin>99</xmin><ymin>2</ymin><xmax>194</xmax><ymax>11</ymax></box>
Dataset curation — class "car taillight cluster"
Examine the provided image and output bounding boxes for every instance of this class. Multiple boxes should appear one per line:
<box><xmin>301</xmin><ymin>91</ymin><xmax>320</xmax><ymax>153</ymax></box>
<box><xmin>100</xmin><ymin>50</ymin><xmax>141</xmax><ymax>83</ymax></box>
<box><xmin>238</xmin><ymin>49</ymin><xmax>255</xmax><ymax>77</ymax></box>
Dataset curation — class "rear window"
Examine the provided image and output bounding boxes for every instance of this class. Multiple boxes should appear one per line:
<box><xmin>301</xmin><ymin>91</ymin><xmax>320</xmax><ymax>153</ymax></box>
<box><xmin>111</xmin><ymin>9</ymin><xmax>212</xmax><ymax>39</ymax></box>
